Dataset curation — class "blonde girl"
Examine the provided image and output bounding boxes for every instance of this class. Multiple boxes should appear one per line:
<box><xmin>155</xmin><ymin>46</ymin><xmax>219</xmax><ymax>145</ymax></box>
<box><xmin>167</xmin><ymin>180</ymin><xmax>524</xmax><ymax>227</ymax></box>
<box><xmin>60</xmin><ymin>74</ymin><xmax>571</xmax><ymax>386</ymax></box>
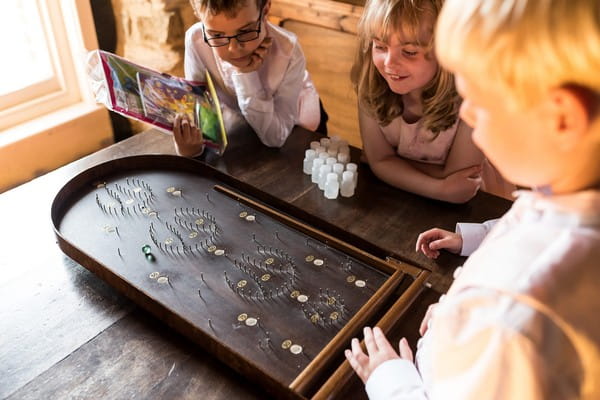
<box><xmin>352</xmin><ymin>0</ymin><xmax>511</xmax><ymax>202</ymax></box>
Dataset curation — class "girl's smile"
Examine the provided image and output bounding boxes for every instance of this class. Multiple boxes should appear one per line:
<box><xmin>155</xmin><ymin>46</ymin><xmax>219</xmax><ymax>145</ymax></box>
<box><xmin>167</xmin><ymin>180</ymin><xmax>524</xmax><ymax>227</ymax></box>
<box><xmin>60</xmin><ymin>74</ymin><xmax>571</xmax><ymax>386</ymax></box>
<box><xmin>386</xmin><ymin>72</ymin><xmax>409</xmax><ymax>81</ymax></box>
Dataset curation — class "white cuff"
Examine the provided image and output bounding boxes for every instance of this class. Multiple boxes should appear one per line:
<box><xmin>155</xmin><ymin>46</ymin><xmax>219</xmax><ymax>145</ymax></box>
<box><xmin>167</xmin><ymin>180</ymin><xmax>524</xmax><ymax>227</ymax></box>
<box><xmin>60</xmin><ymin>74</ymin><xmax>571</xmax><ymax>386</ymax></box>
<box><xmin>365</xmin><ymin>359</ymin><xmax>427</xmax><ymax>400</ymax></box>
<box><xmin>456</xmin><ymin>223</ymin><xmax>488</xmax><ymax>256</ymax></box>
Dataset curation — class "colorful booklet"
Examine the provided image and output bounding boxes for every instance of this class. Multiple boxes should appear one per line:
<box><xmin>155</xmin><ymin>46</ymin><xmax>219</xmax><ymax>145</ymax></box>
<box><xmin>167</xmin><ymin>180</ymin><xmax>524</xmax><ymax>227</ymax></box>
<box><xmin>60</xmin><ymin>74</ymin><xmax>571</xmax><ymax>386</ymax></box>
<box><xmin>88</xmin><ymin>50</ymin><xmax>227</xmax><ymax>154</ymax></box>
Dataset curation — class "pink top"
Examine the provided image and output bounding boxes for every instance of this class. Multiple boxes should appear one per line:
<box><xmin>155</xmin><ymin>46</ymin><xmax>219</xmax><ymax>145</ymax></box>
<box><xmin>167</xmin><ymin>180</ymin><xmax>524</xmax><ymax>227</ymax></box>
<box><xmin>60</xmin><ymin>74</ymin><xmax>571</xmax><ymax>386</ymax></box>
<box><xmin>379</xmin><ymin>116</ymin><xmax>460</xmax><ymax>166</ymax></box>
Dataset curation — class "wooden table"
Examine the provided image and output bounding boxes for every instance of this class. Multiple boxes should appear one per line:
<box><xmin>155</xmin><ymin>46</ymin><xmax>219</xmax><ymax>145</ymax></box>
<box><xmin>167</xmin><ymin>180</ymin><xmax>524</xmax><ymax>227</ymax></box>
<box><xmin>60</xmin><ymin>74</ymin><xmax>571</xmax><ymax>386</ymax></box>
<box><xmin>0</xmin><ymin>126</ymin><xmax>511</xmax><ymax>399</ymax></box>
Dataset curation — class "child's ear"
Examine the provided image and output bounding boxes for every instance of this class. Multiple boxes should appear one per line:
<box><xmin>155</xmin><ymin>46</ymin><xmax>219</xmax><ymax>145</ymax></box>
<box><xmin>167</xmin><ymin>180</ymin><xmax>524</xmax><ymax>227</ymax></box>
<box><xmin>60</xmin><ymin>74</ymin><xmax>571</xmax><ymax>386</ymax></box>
<box><xmin>262</xmin><ymin>0</ymin><xmax>271</xmax><ymax>18</ymax></box>
<box><xmin>548</xmin><ymin>86</ymin><xmax>593</xmax><ymax>151</ymax></box>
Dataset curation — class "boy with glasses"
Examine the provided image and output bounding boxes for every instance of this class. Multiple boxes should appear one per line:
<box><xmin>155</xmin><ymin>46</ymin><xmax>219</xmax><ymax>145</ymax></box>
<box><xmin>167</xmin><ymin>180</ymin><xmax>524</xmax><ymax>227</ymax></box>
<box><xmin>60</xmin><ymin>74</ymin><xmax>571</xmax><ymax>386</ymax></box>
<box><xmin>173</xmin><ymin>0</ymin><xmax>327</xmax><ymax>157</ymax></box>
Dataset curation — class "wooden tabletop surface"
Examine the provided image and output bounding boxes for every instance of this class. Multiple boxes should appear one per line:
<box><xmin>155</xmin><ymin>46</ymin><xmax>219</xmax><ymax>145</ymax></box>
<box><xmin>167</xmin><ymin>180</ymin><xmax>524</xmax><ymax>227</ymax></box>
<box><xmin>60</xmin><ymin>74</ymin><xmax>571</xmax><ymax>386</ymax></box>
<box><xmin>0</xmin><ymin>126</ymin><xmax>511</xmax><ymax>399</ymax></box>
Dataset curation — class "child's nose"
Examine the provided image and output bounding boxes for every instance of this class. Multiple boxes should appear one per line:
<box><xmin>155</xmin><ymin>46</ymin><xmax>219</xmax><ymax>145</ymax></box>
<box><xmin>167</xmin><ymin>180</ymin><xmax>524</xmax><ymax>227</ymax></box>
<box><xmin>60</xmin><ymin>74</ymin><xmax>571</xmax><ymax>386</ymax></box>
<box><xmin>227</xmin><ymin>38</ymin><xmax>243</xmax><ymax>52</ymax></box>
<box><xmin>384</xmin><ymin>49</ymin><xmax>401</xmax><ymax>68</ymax></box>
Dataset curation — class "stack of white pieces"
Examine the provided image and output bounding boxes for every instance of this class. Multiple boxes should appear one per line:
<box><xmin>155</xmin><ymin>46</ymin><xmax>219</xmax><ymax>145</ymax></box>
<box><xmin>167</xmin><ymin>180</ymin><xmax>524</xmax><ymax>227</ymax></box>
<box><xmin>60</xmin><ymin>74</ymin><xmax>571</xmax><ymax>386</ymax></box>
<box><xmin>302</xmin><ymin>135</ymin><xmax>358</xmax><ymax>199</ymax></box>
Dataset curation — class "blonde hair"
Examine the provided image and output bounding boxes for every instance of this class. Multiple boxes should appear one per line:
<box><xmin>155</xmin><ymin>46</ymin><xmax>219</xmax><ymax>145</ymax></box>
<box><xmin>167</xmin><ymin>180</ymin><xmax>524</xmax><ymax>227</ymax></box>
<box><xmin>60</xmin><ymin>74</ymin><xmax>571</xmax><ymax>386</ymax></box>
<box><xmin>436</xmin><ymin>0</ymin><xmax>600</xmax><ymax>110</ymax></box>
<box><xmin>351</xmin><ymin>0</ymin><xmax>460</xmax><ymax>133</ymax></box>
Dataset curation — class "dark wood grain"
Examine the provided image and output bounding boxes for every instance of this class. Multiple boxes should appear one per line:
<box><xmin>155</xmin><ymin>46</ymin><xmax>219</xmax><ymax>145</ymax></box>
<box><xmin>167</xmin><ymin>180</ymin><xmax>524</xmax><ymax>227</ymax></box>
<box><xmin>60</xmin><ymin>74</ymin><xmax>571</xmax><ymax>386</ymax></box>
<box><xmin>7</xmin><ymin>310</ymin><xmax>266</xmax><ymax>400</ymax></box>
<box><xmin>0</xmin><ymin>179</ymin><xmax>133</xmax><ymax>399</ymax></box>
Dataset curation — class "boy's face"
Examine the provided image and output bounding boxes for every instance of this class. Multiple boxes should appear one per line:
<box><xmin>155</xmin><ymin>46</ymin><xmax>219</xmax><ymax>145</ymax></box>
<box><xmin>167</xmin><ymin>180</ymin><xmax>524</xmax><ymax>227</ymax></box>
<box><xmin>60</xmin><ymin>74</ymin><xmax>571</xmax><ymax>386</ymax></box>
<box><xmin>371</xmin><ymin>16</ymin><xmax>438</xmax><ymax>97</ymax></box>
<box><xmin>201</xmin><ymin>0</ymin><xmax>266</xmax><ymax>68</ymax></box>
<box><xmin>455</xmin><ymin>73</ymin><xmax>564</xmax><ymax>188</ymax></box>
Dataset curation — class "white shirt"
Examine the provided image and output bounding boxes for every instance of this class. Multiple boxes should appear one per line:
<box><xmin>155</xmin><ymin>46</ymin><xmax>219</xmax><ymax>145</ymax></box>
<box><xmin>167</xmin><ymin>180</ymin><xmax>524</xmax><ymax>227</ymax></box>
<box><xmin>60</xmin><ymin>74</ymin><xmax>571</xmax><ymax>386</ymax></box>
<box><xmin>184</xmin><ymin>22</ymin><xmax>320</xmax><ymax>147</ymax></box>
<box><xmin>366</xmin><ymin>190</ymin><xmax>600</xmax><ymax>399</ymax></box>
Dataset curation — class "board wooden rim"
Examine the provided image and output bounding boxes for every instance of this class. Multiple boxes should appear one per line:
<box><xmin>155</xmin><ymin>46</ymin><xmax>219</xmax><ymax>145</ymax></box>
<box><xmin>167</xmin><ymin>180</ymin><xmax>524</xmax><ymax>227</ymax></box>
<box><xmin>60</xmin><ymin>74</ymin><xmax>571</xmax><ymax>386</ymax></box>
<box><xmin>50</xmin><ymin>155</ymin><xmax>423</xmax><ymax>399</ymax></box>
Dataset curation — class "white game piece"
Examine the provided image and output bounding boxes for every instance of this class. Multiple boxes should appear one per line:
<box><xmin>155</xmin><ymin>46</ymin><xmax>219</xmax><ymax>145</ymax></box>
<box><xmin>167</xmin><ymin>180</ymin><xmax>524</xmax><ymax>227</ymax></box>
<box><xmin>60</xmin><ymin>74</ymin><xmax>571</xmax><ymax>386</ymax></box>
<box><xmin>337</xmin><ymin>152</ymin><xmax>350</xmax><ymax>164</ymax></box>
<box><xmin>327</xmin><ymin>148</ymin><xmax>338</xmax><ymax>158</ymax></box>
<box><xmin>341</xmin><ymin>170</ymin><xmax>355</xmax><ymax>197</ymax></box>
<box><xmin>320</xmin><ymin>137</ymin><xmax>330</xmax><ymax>149</ymax></box>
<box><xmin>290</xmin><ymin>344</ymin><xmax>303</xmax><ymax>354</ymax></box>
<box><xmin>318</xmin><ymin>165</ymin><xmax>332</xmax><ymax>190</ymax></box>
<box><xmin>303</xmin><ymin>149</ymin><xmax>316</xmax><ymax>175</ymax></box>
<box><xmin>338</xmin><ymin>145</ymin><xmax>350</xmax><ymax>156</ymax></box>
<box><xmin>325</xmin><ymin>157</ymin><xmax>337</xmax><ymax>167</ymax></box>
<box><xmin>311</xmin><ymin>158</ymin><xmax>324</xmax><ymax>183</ymax></box>
<box><xmin>346</xmin><ymin>162</ymin><xmax>358</xmax><ymax>186</ymax></box>
<box><xmin>297</xmin><ymin>294</ymin><xmax>309</xmax><ymax>303</ymax></box>
<box><xmin>310</xmin><ymin>141</ymin><xmax>320</xmax><ymax>150</ymax></box>
<box><xmin>333</xmin><ymin>163</ymin><xmax>344</xmax><ymax>181</ymax></box>
<box><xmin>324</xmin><ymin>173</ymin><xmax>340</xmax><ymax>199</ymax></box>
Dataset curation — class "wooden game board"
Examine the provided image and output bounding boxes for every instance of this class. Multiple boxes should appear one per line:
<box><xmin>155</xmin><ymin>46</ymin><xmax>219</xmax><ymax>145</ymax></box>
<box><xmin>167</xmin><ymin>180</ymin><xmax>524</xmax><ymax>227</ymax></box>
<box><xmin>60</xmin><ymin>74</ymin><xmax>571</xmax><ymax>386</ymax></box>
<box><xmin>51</xmin><ymin>155</ymin><xmax>424</xmax><ymax>399</ymax></box>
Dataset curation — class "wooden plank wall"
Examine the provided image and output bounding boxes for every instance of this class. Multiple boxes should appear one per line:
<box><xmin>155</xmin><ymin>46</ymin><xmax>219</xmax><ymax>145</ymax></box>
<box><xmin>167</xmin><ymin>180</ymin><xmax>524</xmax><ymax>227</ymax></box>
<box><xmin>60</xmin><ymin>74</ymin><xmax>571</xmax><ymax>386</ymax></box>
<box><xmin>270</xmin><ymin>0</ymin><xmax>365</xmax><ymax>148</ymax></box>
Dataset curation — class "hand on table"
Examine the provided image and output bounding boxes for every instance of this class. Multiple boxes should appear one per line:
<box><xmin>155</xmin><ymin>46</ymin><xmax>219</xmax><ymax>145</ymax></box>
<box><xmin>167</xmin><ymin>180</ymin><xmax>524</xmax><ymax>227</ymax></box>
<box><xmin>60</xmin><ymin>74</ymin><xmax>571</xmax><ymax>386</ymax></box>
<box><xmin>415</xmin><ymin>228</ymin><xmax>462</xmax><ymax>259</ymax></box>
<box><xmin>345</xmin><ymin>326</ymin><xmax>414</xmax><ymax>384</ymax></box>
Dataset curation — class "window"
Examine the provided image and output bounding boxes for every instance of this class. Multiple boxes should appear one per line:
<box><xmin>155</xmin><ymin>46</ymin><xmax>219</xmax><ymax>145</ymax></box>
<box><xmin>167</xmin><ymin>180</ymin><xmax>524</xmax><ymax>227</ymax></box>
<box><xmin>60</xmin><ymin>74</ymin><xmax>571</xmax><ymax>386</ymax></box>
<box><xmin>0</xmin><ymin>0</ymin><xmax>113</xmax><ymax>193</ymax></box>
<box><xmin>0</xmin><ymin>0</ymin><xmax>85</xmax><ymax>130</ymax></box>
<box><xmin>0</xmin><ymin>2</ymin><xmax>53</xmax><ymax>96</ymax></box>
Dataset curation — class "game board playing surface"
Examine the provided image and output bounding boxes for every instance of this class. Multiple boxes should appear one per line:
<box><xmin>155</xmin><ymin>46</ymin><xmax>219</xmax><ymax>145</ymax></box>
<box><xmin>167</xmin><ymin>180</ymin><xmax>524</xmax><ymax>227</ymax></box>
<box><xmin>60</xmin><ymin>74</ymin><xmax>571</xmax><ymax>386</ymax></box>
<box><xmin>51</xmin><ymin>155</ymin><xmax>407</xmax><ymax>397</ymax></box>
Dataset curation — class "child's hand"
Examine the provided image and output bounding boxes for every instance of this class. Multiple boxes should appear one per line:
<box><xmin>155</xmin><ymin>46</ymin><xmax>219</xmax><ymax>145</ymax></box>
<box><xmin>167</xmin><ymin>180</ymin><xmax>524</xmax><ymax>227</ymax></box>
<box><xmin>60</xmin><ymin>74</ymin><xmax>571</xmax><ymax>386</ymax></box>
<box><xmin>440</xmin><ymin>164</ymin><xmax>482</xmax><ymax>203</ymax></box>
<box><xmin>345</xmin><ymin>326</ymin><xmax>413</xmax><ymax>384</ymax></box>
<box><xmin>416</xmin><ymin>228</ymin><xmax>462</xmax><ymax>259</ymax></box>
<box><xmin>173</xmin><ymin>113</ymin><xmax>204</xmax><ymax>157</ymax></box>
<box><xmin>235</xmin><ymin>37</ymin><xmax>273</xmax><ymax>73</ymax></box>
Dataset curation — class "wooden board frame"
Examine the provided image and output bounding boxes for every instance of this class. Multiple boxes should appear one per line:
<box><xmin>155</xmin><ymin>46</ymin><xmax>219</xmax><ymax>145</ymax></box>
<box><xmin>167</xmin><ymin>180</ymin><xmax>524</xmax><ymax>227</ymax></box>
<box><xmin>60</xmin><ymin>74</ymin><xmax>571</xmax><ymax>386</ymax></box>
<box><xmin>312</xmin><ymin>259</ymin><xmax>430</xmax><ymax>399</ymax></box>
<box><xmin>51</xmin><ymin>155</ymin><xmax>423</xmax><ymax>399</ymax></box>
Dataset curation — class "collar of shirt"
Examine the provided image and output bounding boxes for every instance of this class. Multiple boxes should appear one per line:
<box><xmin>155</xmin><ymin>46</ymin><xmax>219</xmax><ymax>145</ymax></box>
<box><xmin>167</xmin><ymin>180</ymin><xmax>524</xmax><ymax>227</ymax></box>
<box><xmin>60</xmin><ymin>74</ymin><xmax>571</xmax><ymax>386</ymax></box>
<box><xmin>512</xmin><ymin>189</ymin><xmax>600</xmax><ymax>227</ymax></box>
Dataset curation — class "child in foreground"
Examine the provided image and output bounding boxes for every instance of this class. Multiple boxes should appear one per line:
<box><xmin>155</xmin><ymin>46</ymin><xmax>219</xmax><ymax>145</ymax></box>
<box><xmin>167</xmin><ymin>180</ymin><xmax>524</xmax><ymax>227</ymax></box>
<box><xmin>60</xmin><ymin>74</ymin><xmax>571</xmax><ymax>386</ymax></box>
<box><xmin>346</xmin><ymin>0</ymin><xmax>600</xmax><ymax>398</ymax></box>
<box><xmin>173</xmin><ymin>0</ymin><xmax>327</xmax><ymax>157</ymax></box>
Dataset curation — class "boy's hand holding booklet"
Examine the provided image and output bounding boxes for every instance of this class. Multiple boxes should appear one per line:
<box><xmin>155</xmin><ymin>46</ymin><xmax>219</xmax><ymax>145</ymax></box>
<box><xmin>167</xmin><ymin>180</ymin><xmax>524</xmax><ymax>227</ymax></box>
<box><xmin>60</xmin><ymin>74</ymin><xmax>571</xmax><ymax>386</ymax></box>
<box><xmin>87</xmin><ymin>50</ymin><xmax>227</xmax><ymax>155</ymax></box>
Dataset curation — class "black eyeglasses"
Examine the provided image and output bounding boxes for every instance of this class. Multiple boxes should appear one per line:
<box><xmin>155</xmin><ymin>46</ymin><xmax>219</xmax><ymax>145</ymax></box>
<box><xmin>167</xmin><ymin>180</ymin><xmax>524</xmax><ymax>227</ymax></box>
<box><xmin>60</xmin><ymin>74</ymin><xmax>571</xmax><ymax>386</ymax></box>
<box><xmin>202</xmin><ymin>10</ymin><xmax>263</xmax><ymax>47</ymax></box>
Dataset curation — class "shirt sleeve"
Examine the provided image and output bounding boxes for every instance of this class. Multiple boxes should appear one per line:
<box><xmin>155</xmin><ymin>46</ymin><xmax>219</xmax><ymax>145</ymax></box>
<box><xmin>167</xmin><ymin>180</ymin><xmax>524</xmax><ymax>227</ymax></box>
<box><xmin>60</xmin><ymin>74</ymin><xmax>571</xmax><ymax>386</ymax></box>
<box><xmin>184</xmin><ymin>25</ymin><xmax>207</xmax><ymax>82</ymax></box>
<box><xmin>230</xmin><ymin>44</ymin><xmax>306</xmax><ymax>148</ymax></box>
<box><xmin>362</xmin><ymin>289</ymin><xmax>578</xmax><ymax>400</ymax></box>
<box><xmin>366</xmin><ymin>359</ymin><xmax>428</xmax><ymax>400</ymax></box>
<box><xmin>456</xmin><ymin>219</ymin><xmax>499</xmax><ymax>256</ymax></box>
<box><xmin>432</xmin><ymin>289</ymin><xmax>578</xmax><ymax>400</ymax></box>
<box><xmin>426</xmin><ymin>317</ymin><xmax>544</xmax><ymax>399</ymax></box>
